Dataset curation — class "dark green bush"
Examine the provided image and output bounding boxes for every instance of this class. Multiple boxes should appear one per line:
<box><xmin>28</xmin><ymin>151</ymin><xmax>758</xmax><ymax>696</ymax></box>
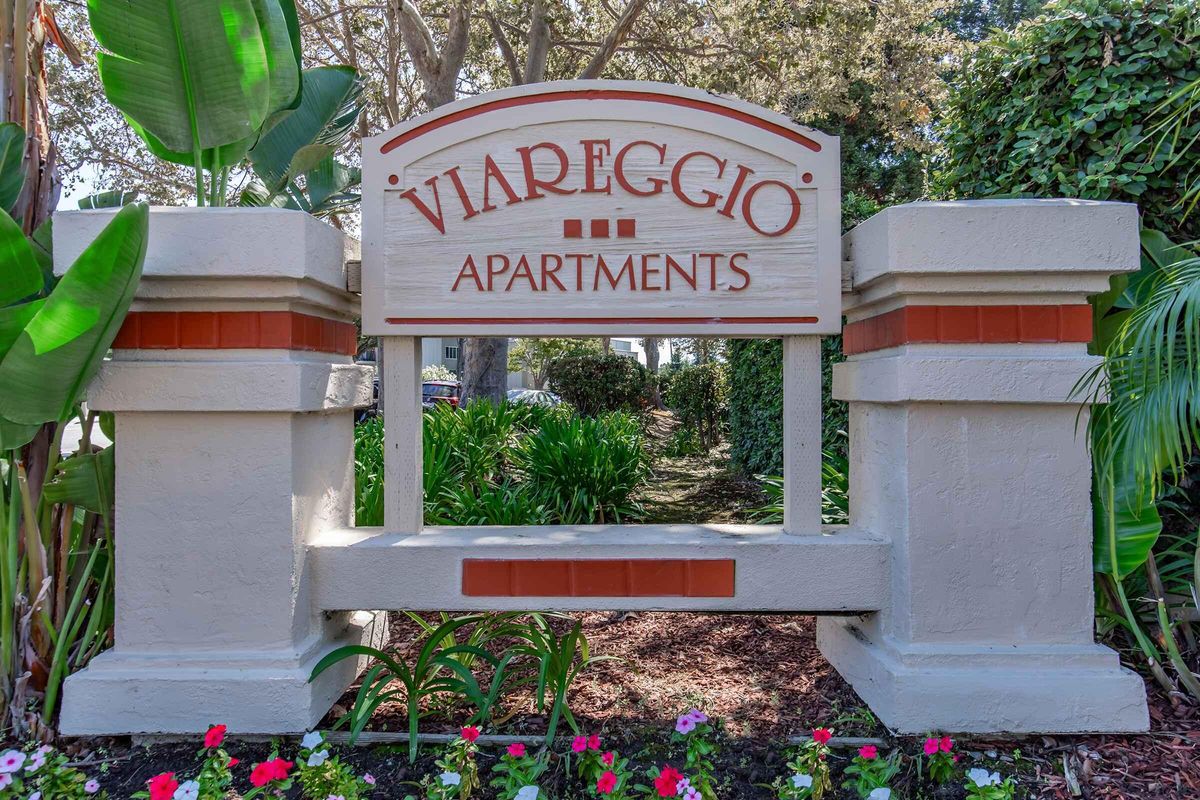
<box><xmin>663</xmin><ymin>362</ymin><xmax>727</xmax><ymax>450</ymax></box>
<box><xmin>545</xmin><ymin>352</ymin><xmax>652</xmax><ymax>417</ymax></box>
<box><xmin>936</xmin><ymin>0</ymin><xmax>1200</xmax><ymax>241</ymax></box>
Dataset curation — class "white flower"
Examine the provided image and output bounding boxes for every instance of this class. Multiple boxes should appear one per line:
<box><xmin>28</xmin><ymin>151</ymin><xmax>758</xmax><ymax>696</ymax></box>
<box><xmin>0</xmin><ymin>751</ymin><xmax>25</xmax><ymax>774</ymax></box>
<box><xmin>84</xmin><ymin>780</ymin><xmax>101</xmax><ymax>795</ymax></box>
<box><xmin>966</xmin><ymin>768</ymin><xmax>1001</xmax><ymax>787</ymax></box>
<box><xmin>516</xmin><ymin>785</ymin><xmax>540</xmax><ymax>800</ymax></box>
<box><xmin>301</xmin><ymin>731</ymin><xmax>325</xmax><ymax>750</ymax></box>
<box><xmin>25</xmin><ymin>750</ymin><xmax>45</xmax><ymax>773</ymax></box>
<box><xmin>173</xmin><ymin>780</ymin><xmax>200</xmax><ymax>800</ymax></box>
<box><xmin>676</xmin><ymin>777</ymin><xmax>691</xmax><ymax>795</ymax></box>
<box><xmin>327</xmin><ymin>796</ymin><xmax>346</xmax><ymax>800</ymax></box>
<box><xmin>28</xmin><ymin>792</ymin><xmax>40</xmax><ymax>800</ymax></box>
<box><xmin>307</xmin><ymin>750</ymin><xmax>330</xmax><ymax>767</ymax></box>
<box><xmin>440</xmin><ymin>771</ymin><xmax>462</xmax><ymax>787</ymax></box>
<box><xmin>0</xmin><ymin>774</ymin><xmax>10</xmax><ymax>789</ymax></box>
<box><xmin>868</xmin><ymin>790</ymin><xmax>891</xmax><ymax>800</ymax></box>
<box><xmin>791</xmin><ymin>773</ymin><xmax>813</xmax><ymax>789</ymax></box>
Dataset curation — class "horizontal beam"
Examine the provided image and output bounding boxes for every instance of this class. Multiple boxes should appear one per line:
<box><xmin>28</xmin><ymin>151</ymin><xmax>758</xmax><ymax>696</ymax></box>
<box><xmin>310</xmin><ymin>524</ymin><xmax>889</xmax><ymax>612</ymax></box>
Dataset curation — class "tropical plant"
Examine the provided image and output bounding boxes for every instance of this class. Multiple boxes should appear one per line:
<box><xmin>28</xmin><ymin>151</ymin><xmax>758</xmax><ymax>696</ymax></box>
<box><xmin>86</xmin><ymin>0</ymin><xmax>303</xmax><ymax>207</ymax></box>
<box><xmin>0</xmin><ymin>196</ymin><xmax>148</xmax><ymax>737</ymax></box>
<box><xmin>754</xmin><ymin>445</ymin><xmax>850</xmax><ymax>526</ymax></box>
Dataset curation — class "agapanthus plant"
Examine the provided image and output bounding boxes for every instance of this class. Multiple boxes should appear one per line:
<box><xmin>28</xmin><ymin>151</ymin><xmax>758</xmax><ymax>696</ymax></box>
<box><xmin>841</xmin><ymin>746</ymin><xmax>898</xmax><ymax>800</ymax></box>
<box><xmin>0</xmin><ymin>744</ymin><xmax>106</xmax><ymax>799</ymax></box>
<box><xmin>964</xmin><ymin>768</ymin><xmax>1016</xmax><ymax>800</ymax></box>
<box><xmin>671</xmin><ymin>710</ymin><xmax>718</xmax><ymax>799</ymax></box>
<box><xmin>922</xmin><ymin>735</ymin><xmax>956</xmax><ymax>785</ymax></box>
<box><xmin>294</xmin><ymin>730</ymin><xmax>374</xmax><ymax>800</ymax></box>
<box><xmin>490</xmin><ymin>743</ymin><xmax>548</xmax><ymax>800</ymax></box>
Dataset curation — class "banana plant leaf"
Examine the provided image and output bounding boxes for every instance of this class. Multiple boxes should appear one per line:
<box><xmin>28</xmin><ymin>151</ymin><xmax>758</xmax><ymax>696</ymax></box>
<box><xmin>87</xmin><ymin>0</ymin><xmax>300</xmax><ymax>169</ymax></box>
<box><xmin>0</xmin><ymin>208</ymin><xmax>41</xmax><ymax>306</ymax></box>
<box><xmin>43</xmin><ymin>446</ymin><xmax>115</xmax><ymax>514</ymax></box>
<box><xmin>248</xmin><ymin>65</ymin><xmax>362</xmax><ymax>195</ymax></box>
<box><xmin>78</xmin><ymin>190</ymin><xmax>138</xmax><ymax>210</ymax></box>
<box><xmin>0</xmin><ymin>202</ymin><xmax>148</xmax><ymax>428</ymax></box>
<box><xmin>0</xmin><ymin>122</ymin><xmax>25</xmax><ymax>213</ymax></box>
<box><xmin>1093</xmin><ymin>406</ymin><xmax>1162</xmax><ymax>579</ymax></box>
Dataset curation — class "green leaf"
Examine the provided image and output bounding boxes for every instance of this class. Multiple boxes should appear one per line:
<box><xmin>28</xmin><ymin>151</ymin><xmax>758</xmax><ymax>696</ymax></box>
<box><xmin>0</xmin><ymin>418</ymin><xmax>39</xmax><ymax>451</ymax></box>
<box><xmin>306</xmin><ymin>158</ymin><xmax>360</xmax><ymax>212</ymax></box>
<box><xmin>0</xmin><ymin>203</ymin><xmax>148</xmax><ymax>426</ymax></box>
<box><xmin>1093</xmin><ymin>408</ymin><xmax>1162</xmax><ymax>579</ymax></box>
<box><xmin>248</xmin><ymin>65</ymin><xmax>361</xmax><ymax>193</ymax></box>
<box><xmin>78</xmin><ymin>190</ymin><xmax>138</xmax><ymax>210</ymax></box>
<box><xmin>0</xmin><ymin>209</ymin><xmax>42</xmax><ymax>305</ymax></box>
<box><xmin>43</xmin><ymin>446</ymin><xmax>115</xmax><ymax>513</ymax></box>
<box><xmin>30</xmin><ymin>217</ymin><xmax>55</xmax><ymax>295</ymax></box>
<box><xmin>0</xmin><ymin>122</ymin><xmax>26</xmax><ymax>212</ymax></box>
<box><xmin>126</xmin><ymin>115</ymin><xmax>253</xmax><ymax>173</ymax></box>
<box><xmin>0</xmin><ymin>298</ymin><xmax>44</xmax><ymax>358</ymax></box>
<box><xmin>87</xmin><ymin>0</ymin><xmax>296</xmax><ymax>162</ymax></box>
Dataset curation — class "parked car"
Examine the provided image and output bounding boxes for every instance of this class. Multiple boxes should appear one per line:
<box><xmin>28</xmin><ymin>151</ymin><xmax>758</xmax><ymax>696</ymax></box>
<box><xmin>423</xmin><ymin>380</ymin><xmax>462</xmax><ymax>410</ymax></box>
<box><xmin>506</xmin><ymin>388</ymin><xmax>561</xmax><ymax>406</ymax></box>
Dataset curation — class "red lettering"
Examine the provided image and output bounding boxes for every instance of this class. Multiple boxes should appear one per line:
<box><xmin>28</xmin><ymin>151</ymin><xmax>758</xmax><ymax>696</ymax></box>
<box><xmin>541</xmin><ymin>254</ymin><xmax>566</xmax><ymax>291</ymax></box>
<box><xmin>718</xmin><ymin>163</ymin><xmax>755</xmax><ymax>219</ymax></box>
<box><xmin>517</xmin><ymin>142</ymin><xmax>576</xmax><ymax>199</ymax></box>
<box><xmin>614</xmin><ymin>141</ymin><xmax>668</xmax><ymax>197</ymax></box>
<box><xmin>486</xmin><ymin>254</ymin><xmax>510</xmax><ymax>290</ymax></box>
<box><xmin>567</xmin><ymin>254</ymin><xmax>591</xmax><ymax>290</ymax></box>
<box><xmin>398</xmin><ymin>175</ymin><xmax>447</xmax><ymax>234</ymax></box>
<box><xmin>728</xmin><ymin>252</ymin><xmax>751</xmax><ymax>290</ymax></box>
<box><xmin>506</xmin><ymin>255</ymin><xmax>538</xmax><ymax>292</ymax></box>
<box><xmin>742</xmin><ymin>179</ymin><xmax>802</xmax><ymax>237</ymax></box>
<box><xmin>480</xmin><ymin>155</ymin><xmax>522</xmax><ymax>212</ymax></box>
<box><xmin>640</xmin><ymin>254</ymin><xmax>662</xmax><ymax>291</ymax></box>
<box><xmin>594</xmin><ymin>255</ymin><xmax>635</xmax><ymax>290</ymax></box>
<box><xmin>671</xmin><ymin>151</ymin><xmax>726</xmax><ymax>209</ymax></box>
<box><xmin>581</xmin><ymin>139</ymin><xmax>612</xmax><ymax>194</ymax></box>
<box><xmin>699</xmin><ymin>253</ymin><xmax>722</xmax><ymax>290</ymax></box>
<box><xmin>451</xmin><ymin>255</ymin><xmax>483</xmax><ymax>291</ymax></box>
<box><xmin>665</xmin><ymin>254</ymin><xmax>696</xmax><ymax>290</ymax></box>
<box><xmin>442</xmin><ymin>166</ymin><xmax>478</xmax><ymax>220</ymax></box>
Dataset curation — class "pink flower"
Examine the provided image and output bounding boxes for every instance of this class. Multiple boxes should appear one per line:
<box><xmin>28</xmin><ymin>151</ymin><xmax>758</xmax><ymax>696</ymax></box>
<box><xmin>84</xmin><ymin>780</ymin><xmax>100</xmax><ymax>794</ymax></box>
<box><xmin>461</xmin><ymin>726</ymin><xmax>481</xmax><ymax>743</ymax></box>
<box><xmin>858</xmin><ymin>745</ymin><xmax>878</xmax><ymax>760</ymax></box>
<box><xmin>364</xmin><ymin>773</ymin><xmax>377</xmax><ymax>785</ymax></box>
<box><xmin>674</xmin><ymin>715</ymin><xmax>696</xmax><ymax>734</ymax></box>
<box><xmin>654</xmin><ymin>766</ymin><xmax>682</xmax><ymax>798</ymax></box>
<box><xmin>602</xmin><ymin>751</ymin><xmax>616</xmax><ymax>766</ymax></box>
<box><xmin>597</xmin><ymin>770</ymin><xmax>618</xmax><ymax>794</ymax></box>
<box><xmin>204</xmin><ymin>724</ymin><xmax>226</xmax><ymax>749</ymax></box>
<box><xmin>685</xmin><ymin>709</ymin><xmax>708</xmax><ymax>724</ymax></box>
<box><xmin>572</xmin><ymin>736</ymin><xmax>587</xmax><ymax>753</ymax></box>
<box><xmin>507</xmin><ymin>743</ymin><xmax>526</xmax><ymax>758</ymax></box>
<box><xmin>588</xmin><ymin>734</ymin><xmax>601</xmax><ymax>750</ymax></box>
<box><xmin>228</xmin><ymin>758</ymin><xmax>240</xmax><ymax>767</ymax></box>
<box><xmin>923</xmin><ymin>737</ymin><xmax>939</xmax><ymax>756</ymax></box>
<box><xmin>147</xmin><ymin>772</ymin><xmax>179</xmax><ymax>800</ymax></box>
<box><xmin>249</xmin><ymin>758</ymin><xmax>293</xmax><ymax>787</ymax></box>
<box><xmin>812</xmin><ymin>728</ymin><xmax>832</xmax><ymax>745</ymax></box>
<box><xmin>940</xmin><ymin>736</ymin><xmax>953</xmax><ymax>753</ymax></box>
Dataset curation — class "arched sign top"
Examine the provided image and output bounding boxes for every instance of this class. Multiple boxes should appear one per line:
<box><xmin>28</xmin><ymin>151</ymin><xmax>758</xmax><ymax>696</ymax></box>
<box><xmin>361</xmin><ymin>80</ymin><xmax>842</xmax><ymax>337</ymax></box>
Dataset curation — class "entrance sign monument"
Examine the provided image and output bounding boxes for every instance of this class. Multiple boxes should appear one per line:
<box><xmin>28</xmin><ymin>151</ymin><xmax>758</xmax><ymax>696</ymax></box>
<box><xmin>58</xmin><ymin>81</ymin><xmax>1149</xmax><ymax>736</ymax></box>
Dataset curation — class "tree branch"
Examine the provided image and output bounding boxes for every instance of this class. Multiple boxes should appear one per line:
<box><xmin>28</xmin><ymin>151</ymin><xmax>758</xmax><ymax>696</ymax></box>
<box><xmin>577</xmin><ymin>0</ymin><xmax>649</xmax><ymax>79</ymax></box>
<box><xmin>523</xmin><ymin>0</ymin><xmax>549</xmax><ymax>84</ymax></box>
<box><xmin>483</xmin><ymin>8</ymin><xmax>521</xmax><ymax>86</ymax></box>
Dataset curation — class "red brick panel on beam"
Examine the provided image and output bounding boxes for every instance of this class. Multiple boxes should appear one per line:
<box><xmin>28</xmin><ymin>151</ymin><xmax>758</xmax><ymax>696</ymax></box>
<box><xmin>112</xmin><ymin>311</ymin><xmax>357</xmax><ymax>356</ymax></box>
<box><xmin>842</xmin><ymin>305</ymin><xmax>1092</xmax><ymax>356</ymax></box>
<box><xmin>462</xmin><ymin>559</ymin><xmax>735</xmax><ymax>598</ymax></box>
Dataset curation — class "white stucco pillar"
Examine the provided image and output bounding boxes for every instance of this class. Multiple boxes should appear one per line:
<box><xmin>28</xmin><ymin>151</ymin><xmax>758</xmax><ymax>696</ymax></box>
<box><xmin>817</xmin><ymin>199</ymin><xmax>1150</xmax><ymax>733</ymax></box>
<box><xmin>58</xmin><ymin>208</ymin><xmax>386</xmax><ymax>735</ymax></box>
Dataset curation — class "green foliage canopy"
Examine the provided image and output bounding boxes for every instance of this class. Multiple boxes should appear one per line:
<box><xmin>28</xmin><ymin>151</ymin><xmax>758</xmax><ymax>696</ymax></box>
<box><xmin>546</xmin><ymin>352</ymin><xmax>652</xmax><ymax>417</ymax></box>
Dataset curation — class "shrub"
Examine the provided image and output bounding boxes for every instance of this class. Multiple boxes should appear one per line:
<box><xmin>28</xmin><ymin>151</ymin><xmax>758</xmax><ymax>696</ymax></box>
<box><xmin>663</xmin><ymin>363</ymin><xmax>727</xmax><ymax>450</ymax></box>
<box><xmin>936</xmin><ymin>0</ymin><xmax>1200</xmax><ymax>241</ymax></box>
<box><xmin>546</xmin><ymin>352</ymin><xmax>652</xmax><ymax>417</ymax></box>
<box><xmin>423</xmin><ymin>363</ymin><xmax>458</xmax><ymax>382</ymax></box>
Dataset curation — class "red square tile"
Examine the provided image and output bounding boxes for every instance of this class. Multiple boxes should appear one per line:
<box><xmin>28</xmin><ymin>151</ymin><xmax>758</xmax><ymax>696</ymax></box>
<box><xmin>1018</xmin><ymin>306</ymin><xmax>1059</xmax><ymax>341</ymax></box>
<box><xmin>218</xmin><ymin>312</ymin><xmax>259</xmax><ymax>348</ymax></box>
<box><xmin>842</xmin><ymin>323</ymin><xmax>861</xmax><ymax>355</ymax></box>
<box><xmin>685</xmin><ymin>560</ymin><xmax>735</xmax><ymax>597</ymax></box>
<box><xmin>630</xmin><ymin>560</ymin><xmax>686</xmax><ymax>596</ymax></box>
<box><xmin>563</xmin><ymin>219</ymin><xmax>583</xmax><ymax>238</ymax></box>
<box><xmin>936</xmin><ymin>306</ymin><xmax>980</xmax><ymax>343</ymax></box>
<box><xmin>570</xmin><ymin>560</ymin><xmax>629</xmax><ymax>596</ymax></box>
<box><xmin>462</xmin><ymin>560</ymin><xmax>512</xmax><ymax>596</ymax></box>
<box><xmin>139</xmin><ymin>312</ymin><xmax>180</xmax><ymax>348</ymax></box>
<box><xmin>320</xmin><ymin>318</ymin><xmax>337</xmax><ymax>353</ymax></box>
<box><xmin>340</xmin><ymin>323</ymin><xmax>358</xmax><ymax>355</ymax></box>
<box><xmin>291</xmin><ymin>313</ymin><xmax>308</xmax><ymax>351</ymax></box>
<box><xmin>590</xmin><ymin>218</ymin><xmax>610</xmax><ymax>238</ymax></box>
<box><xmin>979</xmin><ymin>306</ymin><xmax>1019</xmax><ymax>342</ymax></box>
<box><xmin>512</xmin><ymin>561</ymin><xmax>571</xmax><ymax>596</ymax></box>
<box><xmin>259</xmin><ymin>311</ymin><xmax>293</xmax><ymax>349</ymax></box>
<box><xmin>1060</xmin><ymin>305</ymin><xmax>1093</xmax><ymax>342</ymax></box>
<box><xmin>112</xmin><ymin>313</ymin><xmax>140</xmax><ymax>349</ymax></box>
<box><xmin>616</xmin><ymin>219</ymin><xmax>636</xmax><ymax>238</ymax></box>
<box><xmin>902</xmin><ymin>307</ymin><xmax>939</xmax><ymax>343</ymax></box>
<box><xmin>179</xmin><ymin>312</ymin><xmax>219</xmax><ymax>348</ymax></box>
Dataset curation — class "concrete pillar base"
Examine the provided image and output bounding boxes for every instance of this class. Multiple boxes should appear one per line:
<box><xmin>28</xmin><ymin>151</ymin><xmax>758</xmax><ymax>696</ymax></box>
<box><xmin>60</xmin><ymin>611</ymin><xmax>387</xmax><ymax>736</ymax></box>
<box><xmin>817</xmin><ymin>617</ymin><xmax>1149</xmax><ymax>733</ymax></box>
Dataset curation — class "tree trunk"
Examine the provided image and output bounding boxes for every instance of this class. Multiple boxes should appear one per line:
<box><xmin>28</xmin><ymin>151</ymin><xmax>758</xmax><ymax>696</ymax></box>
<box><xmin>461</xmin><ymin>336</ymin><xmax>508</xmax><ymax>403</ymax></box>
<box><xmin>642</xmin><ymin>336</ymin><xmax>663</xmax><ymax>408</ymax></box>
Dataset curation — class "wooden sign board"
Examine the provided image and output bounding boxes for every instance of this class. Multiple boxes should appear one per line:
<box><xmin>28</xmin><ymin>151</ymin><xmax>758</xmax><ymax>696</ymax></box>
<box><xmin>362</xmin><ymin>81</ymin><xmax>841</xmax><ymax>336</ymax></box>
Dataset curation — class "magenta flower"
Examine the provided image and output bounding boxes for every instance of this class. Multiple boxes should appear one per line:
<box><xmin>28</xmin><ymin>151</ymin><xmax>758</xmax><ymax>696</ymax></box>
<box><xmin>674</xmin><ymin>715</ymin><xmax>697</xmax><ymax>734</ymax></box>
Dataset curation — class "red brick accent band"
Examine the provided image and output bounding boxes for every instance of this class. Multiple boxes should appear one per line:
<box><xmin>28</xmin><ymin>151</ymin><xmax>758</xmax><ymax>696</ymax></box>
<box><xmin>462</xmin><ymin>559</ymin><xmax>735</xmax><ymax>598</ymax></box>
<box><xmin>112</xmin><ymin>311</ymin><xmax>357</xmax><ymax>355</ymax></box>
<box><xmin>842</xmin><ymin>305</ymin><xmax>1092</xmax><ymax>356</ymax></box>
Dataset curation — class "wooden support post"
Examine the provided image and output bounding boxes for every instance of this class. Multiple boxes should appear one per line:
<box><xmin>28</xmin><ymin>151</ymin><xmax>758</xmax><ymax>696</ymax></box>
<box><xmin>383</xmin><ymin>336</ymin><xmax>423</xmax><ymax>532</ymax></box>
<box><xmin>783</xmin><ymin>336</ymin><xmax>822</xmax><ymax>535</ymax></box>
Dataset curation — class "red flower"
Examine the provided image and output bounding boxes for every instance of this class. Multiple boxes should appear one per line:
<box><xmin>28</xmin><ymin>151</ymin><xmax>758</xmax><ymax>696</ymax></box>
<box><xmin>654</xmin><ymin>765</ymin><xmax>683</xmax><ymax>797</ymax></box>
<box><xmin>507</xmin><ymin>743</ymin><xmax>526</xmax><ymax>758</ymax></box>
<box><xmin>572</xmin><ymin>736</ymin><xmax>588</xmax><ymax>753</ymax></box>
<box><xmin>461</xmin><ymin>726</ymin><xmax>481</xmax><ymax>742</ymax></box>
<box><xmin>923</xmin><ymin>737</ymin><xmax>940</xmax><ymax>756</ymax></box>
<box><xmin>812</xmin><ymin>728</ymin><xmax>832</xmax><ymax>745</ymax></box>
<box><xmin>939</xmin><ymin>736</ymin><xmax>953</xmax><ymax>753</ymax></box>
<box><xmin>597</xmin><ymin>770</ymin><xmax>618</xmax><ymax>794</ymax></box>
<box><xmin>587</xmin><ymin>734</ymin><xmax>601</xmax><ymax>751</ymax></box>
<box><xmin>250</xmin><ymin>758</ymin><xmax>293</xmax><ymax>787</ymax></box>
<box><xmin>228</xmin><ymin>757</ymin><xmax>240</xmax><ymax>767</ymax></box>
<box><xmin>602</xmin><ymin>751</ymin><xmax>616</xmax><ymax>766</ymax></box>
<box><xmin>204</xmin><ymin>724</ymin><xmax>227</xmax><ymax>749</ymax></box>
<box><xmin>147</xmin><ymin>773</ymin><xmax>179</xmax><ymax>800</ymax></box>
<box><xmin>858</xmin><ymin>745</ymin><xmax>878</xmax><ymax>760</ymax></box>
